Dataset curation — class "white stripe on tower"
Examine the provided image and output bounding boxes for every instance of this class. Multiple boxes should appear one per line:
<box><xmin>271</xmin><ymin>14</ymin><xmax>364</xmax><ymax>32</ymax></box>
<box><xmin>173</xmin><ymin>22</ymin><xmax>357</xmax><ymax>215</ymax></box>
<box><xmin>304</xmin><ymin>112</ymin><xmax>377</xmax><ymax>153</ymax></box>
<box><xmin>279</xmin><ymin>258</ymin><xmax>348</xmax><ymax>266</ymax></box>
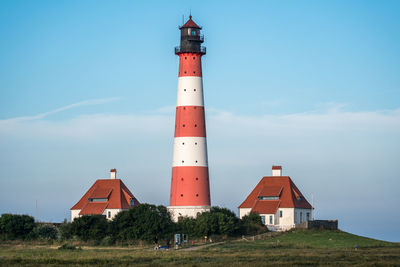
<box><xmin>176</xmin><ymin>77</ymin><xmax>204</xmax><ymax>107</ymax></box>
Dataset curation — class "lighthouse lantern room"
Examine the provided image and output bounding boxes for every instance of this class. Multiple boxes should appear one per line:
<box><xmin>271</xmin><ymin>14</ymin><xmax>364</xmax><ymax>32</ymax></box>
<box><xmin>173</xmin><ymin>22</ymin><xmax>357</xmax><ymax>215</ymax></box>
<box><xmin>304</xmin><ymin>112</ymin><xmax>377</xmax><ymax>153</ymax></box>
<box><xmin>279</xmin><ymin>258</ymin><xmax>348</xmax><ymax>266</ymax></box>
<box><xmin>168</xmin><ymin>16</ymin><xmax>211</xmax><ymax>221</ymax></box>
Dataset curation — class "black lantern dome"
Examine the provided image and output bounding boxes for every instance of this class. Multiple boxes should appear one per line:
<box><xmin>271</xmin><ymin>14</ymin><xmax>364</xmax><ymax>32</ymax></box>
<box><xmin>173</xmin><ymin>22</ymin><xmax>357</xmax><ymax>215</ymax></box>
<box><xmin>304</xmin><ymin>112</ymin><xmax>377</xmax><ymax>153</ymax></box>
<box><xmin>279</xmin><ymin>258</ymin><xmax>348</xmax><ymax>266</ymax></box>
<box><xmin>175</xmin><ymin>16</ymin><xmax>206</xmax><ymax>55</ymax></box>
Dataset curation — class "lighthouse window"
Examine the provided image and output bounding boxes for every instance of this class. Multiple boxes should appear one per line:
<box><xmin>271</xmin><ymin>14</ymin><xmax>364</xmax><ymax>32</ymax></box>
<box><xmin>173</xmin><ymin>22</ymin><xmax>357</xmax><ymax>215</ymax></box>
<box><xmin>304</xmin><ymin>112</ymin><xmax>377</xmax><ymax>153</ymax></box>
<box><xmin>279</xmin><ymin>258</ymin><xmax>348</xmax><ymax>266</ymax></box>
<box><xmin>182</xmin><ymin>142</ymin><xmax>185</xmax><ymax>145</ymax></box>
<box><xmin>194</xmin><ymin>89</ymin><xmax>196</xmax><ymax>91</ymax></box>
<box><xmin>182</xmin><ymin>160</ymin><xmax>184</xmax><ymax>163</ymax></box>
<box><xmin>196</xmin><ymin>194</ymin><xmax>199</xmax><ymax>197</ymax></box>
<box><xmin>181</xmin><ymin>194</ymin><xmax>183</xmax><ymax>197</ymax></box>
<box><xmin>184</xmin><ymin>89</ymin><xmax>186</xmax><ymax>91</ymax></box>
<box><xmin>196</xmin><ymin>177</ymin><xmax>199</xmax><ymax>180</ymax></box>
<box><xmin>195</xmin><ymin>160</ymin><xmax>198</xmax><ymax>163</ymax></box>
<box><xmin>185</xmin><ymin>57</ymin><xmax>187</xmax><ymax>59</ymax></box>
<box><xmin>195</xmin><ymin>142</ymin><xmax>197</xmax><ymax>145</ymax></box>
<box><xmin>193</xmin><ymin>57</ymin><xmax>196</xmax><ymax>59</ymax></box>
<box><xmin>193</xmin><ymin>71</ymin><xmax>196</xmax><ymax>74</ymax></box>
<box><xmin>182</xmin><ymin>124</ymin><xmax>185</xmax><ymax>127</ymax></box>
<box><xmin>194</xmin><ymin>124</ymin><xmax>197</xmax><ymax>127</ymax></box>
<box><xmin>181</xmin><ymin>178</ymin><xmax>184</xmax><ymax>181</ymax></box>
<box><xmin>184</xmin><ymin>71</ymin><xmax>187</xmax><ymax>74</ymax></box>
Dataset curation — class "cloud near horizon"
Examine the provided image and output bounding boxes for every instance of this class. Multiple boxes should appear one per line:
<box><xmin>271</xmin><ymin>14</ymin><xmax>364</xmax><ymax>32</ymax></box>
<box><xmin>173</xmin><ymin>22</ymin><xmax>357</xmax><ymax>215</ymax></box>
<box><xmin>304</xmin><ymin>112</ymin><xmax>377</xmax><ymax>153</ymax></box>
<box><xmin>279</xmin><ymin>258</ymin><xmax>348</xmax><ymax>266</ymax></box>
<box><xmin>0</xmin><ymin>103</ymin><xmax>399</xmax><ymax>241</ymax></box>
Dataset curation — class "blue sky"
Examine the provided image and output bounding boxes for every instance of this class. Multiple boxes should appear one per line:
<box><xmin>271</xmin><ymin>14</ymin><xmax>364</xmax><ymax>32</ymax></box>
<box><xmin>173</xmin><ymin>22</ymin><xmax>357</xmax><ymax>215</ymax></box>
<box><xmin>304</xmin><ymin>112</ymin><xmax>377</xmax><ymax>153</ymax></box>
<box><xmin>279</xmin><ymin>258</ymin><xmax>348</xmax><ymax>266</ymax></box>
<box><xmin>1</xmin><ymin>1</ymin><xmax>400</xmax><ymax>242</ymax></box>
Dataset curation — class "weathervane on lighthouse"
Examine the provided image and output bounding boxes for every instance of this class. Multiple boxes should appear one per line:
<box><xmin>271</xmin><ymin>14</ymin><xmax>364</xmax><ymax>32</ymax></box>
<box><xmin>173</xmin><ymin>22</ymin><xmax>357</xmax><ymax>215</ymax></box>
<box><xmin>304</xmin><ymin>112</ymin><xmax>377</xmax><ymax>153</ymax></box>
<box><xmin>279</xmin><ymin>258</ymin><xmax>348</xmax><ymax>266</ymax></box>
<box><xmin>168</xmin><ymin>15</ymin><xmax>210</xmax><ymax>221</ymax></box>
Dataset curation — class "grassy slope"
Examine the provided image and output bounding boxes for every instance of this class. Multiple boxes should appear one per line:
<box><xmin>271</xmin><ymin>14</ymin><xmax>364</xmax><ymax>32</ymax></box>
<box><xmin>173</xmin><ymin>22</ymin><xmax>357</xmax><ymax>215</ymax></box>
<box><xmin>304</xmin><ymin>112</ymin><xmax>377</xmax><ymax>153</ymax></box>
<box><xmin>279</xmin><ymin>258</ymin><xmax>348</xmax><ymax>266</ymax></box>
<box><xmin>219</xmin><ymin>229</ymin><xmax>394</xmax><ymax>250</ymax></box>
<box><xmin>0</xmin><ymin>230</ymin><xmax>399</xmax><ymax>266</ymax></box>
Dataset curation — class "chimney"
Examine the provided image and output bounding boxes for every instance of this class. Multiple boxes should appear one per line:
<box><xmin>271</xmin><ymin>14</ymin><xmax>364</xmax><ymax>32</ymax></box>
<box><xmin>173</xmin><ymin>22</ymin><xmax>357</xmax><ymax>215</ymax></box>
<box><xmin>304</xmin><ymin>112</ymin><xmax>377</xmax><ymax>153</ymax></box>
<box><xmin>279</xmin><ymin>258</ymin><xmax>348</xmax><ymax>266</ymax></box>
<box><xmin>110</xmin><ymin>168</ymin><xmax>117</xmax><ymax>179</ymax></box>
<box><xmin>272</xmin><ymin>166</ymin><xmax>282</xmax><ymax>176</ymax></box>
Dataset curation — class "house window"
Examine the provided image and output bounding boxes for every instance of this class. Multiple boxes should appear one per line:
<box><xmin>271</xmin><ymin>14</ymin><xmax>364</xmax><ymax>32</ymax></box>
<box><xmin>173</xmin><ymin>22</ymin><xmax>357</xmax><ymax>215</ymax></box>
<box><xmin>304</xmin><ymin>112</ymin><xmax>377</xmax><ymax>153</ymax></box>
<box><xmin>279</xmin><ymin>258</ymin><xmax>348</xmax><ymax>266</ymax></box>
<box><xmin>89</xmin><ymin>198</ymin><xmax>107</xmax><ymax>202</ymax></box>
<box><xmin>130</xmin><ymin>198</ymin><xmax>135</xmax><ymax>207</ymax></box>
<box><xmin>108</xmin><ymin>211</ymin><xmax>111</xmax><ymax>218</ymax></box>
<box><xmin>257</xmin><ymin>196</ymin><xmax>279</xmax><ymax>200</ymax></box>
<box><xmin>300</xmin><ymin>212</ymin><xmax>303</xmax><ymax>223</ymax></box>
<box><xmin>306</xmin><ymin>212</ymin><xmax>310</xmax><ymax>221</ymax></box>
<box><xmin>280</xmin><ymin>210</ymin><xmax>283</xmax><ymax>218</ymax></box>
<box><xmin>269</xmin><ymin>215</ymin><xmax>273</xmax><ymax>225</ymax></box>
<box><xmin>261</xmin><ymin>216</ymin><xmax>265</xmax><ymax>225</ymax></box>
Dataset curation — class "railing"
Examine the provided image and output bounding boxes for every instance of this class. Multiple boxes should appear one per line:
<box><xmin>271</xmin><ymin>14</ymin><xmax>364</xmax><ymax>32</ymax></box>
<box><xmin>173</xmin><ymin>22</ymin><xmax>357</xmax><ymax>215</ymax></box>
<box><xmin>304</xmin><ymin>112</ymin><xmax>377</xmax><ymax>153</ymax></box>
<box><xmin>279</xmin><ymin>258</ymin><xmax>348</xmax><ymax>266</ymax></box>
<box><xmin>175</xmin><ymin>46</ymin><xmax>206</xmax><ymax>55</ymax></box>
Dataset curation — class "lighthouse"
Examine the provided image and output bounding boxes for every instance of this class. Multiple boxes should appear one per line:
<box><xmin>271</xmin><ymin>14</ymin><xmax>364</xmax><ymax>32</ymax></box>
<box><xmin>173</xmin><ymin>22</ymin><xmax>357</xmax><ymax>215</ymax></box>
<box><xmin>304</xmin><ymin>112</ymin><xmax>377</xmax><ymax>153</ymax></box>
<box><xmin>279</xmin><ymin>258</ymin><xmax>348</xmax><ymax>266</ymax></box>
<box><xmin>168</xmin><ymin>16</ymin><xmax>211</xmax><ymax>221</ymax></box>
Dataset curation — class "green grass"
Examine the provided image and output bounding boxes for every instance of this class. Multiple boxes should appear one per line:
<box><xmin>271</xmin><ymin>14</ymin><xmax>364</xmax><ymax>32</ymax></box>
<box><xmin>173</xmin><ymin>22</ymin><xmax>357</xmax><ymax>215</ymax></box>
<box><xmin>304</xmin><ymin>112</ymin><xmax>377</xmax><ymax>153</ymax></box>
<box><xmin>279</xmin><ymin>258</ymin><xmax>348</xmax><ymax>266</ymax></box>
<box><xmin>0</xmin><ymin>230</ymin><xmax>399</xmax><ymax>266</ymax></box>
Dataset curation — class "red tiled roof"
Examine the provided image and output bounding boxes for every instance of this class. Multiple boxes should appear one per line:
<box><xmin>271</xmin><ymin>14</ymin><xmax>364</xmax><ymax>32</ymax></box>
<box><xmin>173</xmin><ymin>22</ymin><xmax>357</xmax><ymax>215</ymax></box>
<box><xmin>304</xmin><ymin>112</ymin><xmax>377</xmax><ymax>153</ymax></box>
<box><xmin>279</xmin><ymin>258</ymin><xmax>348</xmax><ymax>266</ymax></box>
<box><xmin>239</xmin><ymin>176</ymin><xmax>312</xmax><ymax>210</ymax></box>
<box><xmin>252</xmin><ymin>200</ymin><xmax>280</xmax><ymax>215</ymax></box>
<box><xmin>90</xmin><ymin>188</ymin><xmax>112</xmax><ymax>199</ymax></box>
<box><xmin>272</xmin><ymin>166</ymin><xmax>282</xmax><ymax>170</ymax></box>
<box><xmin>181</xmin><ymin>15</ymin><xmax>201</xmax><ymax>29</ymax></box>
<box><xmin>71</xmin><ymin>179</ymin><xmax>140</xmax><ymax>214</ymax></box>
<box><xmin>79</xmin><ymin>202</ymin><xmax>108</xmax><ymax>215</ymax></box>
<box><xmin>259</xmin><ymin>186</ymin><xmax>282</xmax><ymax>197</ymax></box>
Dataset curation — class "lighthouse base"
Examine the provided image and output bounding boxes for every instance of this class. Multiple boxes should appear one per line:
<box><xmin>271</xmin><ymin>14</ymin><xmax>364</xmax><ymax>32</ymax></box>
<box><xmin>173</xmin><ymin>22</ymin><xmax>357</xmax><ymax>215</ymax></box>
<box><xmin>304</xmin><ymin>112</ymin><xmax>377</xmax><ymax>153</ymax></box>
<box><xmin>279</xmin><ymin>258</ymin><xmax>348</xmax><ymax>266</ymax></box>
<box><xmin>167</xmin><ymin>205</ymin><xmax>211</xmax><ymax>222</ymax></box>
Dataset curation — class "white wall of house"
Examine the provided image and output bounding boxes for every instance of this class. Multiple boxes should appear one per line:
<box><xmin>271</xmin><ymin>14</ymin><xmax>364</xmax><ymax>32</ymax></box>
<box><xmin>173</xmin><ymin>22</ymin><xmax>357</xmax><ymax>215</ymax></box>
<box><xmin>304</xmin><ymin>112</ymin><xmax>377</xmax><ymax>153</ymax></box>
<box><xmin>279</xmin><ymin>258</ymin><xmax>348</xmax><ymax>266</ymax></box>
<box><xmin>70</xmin><ymin>208</ymin><xmax>128</xmax><ymax>222</ymax></box>
<box><xmin>71</xmin><ymin>209</ymin><xmax>80</xmax><ymax>222</ymax></box>
<box><xmin>294</xmin><ymin>208</ymin><xmax>312</xmax><ymax>224</ymax></box>
<box><xmin>277</xmin><ymin>208</ymin><xmax>294</xmax><ymax>226</ymax></box>
<box><xmin>259</xmin><ymin>213</ymin><xmax>275</xmax><ymax>226</ymax></box>
<box><xmin>104</xmin><ymin>209</ymin><xmax>124</xmax><ymax>220</ymax></box>
<box><xmin>238</xmin><ymin>208</ymin><xmax>252</xmax><ymax>219</ymax></box>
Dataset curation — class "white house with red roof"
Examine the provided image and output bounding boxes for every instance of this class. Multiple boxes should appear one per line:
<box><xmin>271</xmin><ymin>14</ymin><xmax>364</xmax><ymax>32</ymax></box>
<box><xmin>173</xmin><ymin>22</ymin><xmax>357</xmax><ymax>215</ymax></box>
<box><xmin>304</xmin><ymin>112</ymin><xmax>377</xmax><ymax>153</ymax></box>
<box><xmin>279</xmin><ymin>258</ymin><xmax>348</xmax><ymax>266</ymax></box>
<box><xmin>70</xmin><ymin>169</ymin><xmax>140</xmax><ymax>221</ymax></box>
<box><xmin>239</xmin><ymin>166</ymin><xmax>313</xmax><ymax>231</ymax></box>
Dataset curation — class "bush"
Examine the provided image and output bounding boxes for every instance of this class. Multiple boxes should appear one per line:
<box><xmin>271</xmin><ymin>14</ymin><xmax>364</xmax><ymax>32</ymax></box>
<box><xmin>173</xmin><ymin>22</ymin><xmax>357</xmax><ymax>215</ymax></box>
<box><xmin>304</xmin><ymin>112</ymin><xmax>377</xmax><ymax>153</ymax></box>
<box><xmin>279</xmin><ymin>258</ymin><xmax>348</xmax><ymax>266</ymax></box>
<box><xmin>0</xmin><ymin>214</ymin><xmax>36</xmax><ymax>240</ymax></box>
<box><xmin>100</xmin><ymin>236</ymin><xmax>115</xmax><ymax>246</ymax></box>
<box><xmin>58</xmin><ymin>244</ymin><xmax>81</xmax><ymax>250</ymax></box>
<box><xmin>34</xmin><ymin>224</ymin><xmax>58</xmax><ymax>240</ymax></box>
<box><xmin>239</xmin><ymin>212</ymin><xmax>266</xmax><ymax>235</ymax></box>
<box><xmin>110</xmin><ymin>204</ymin><xmax>174</xmax><ymax>242</ymax></box>
<box><xmin>175</xmin><ymin>206</ymin><xmax>240</xmax><ymax>237</ymax></box>
<box><xmin>58</xmin><ymin>221</ymin><xmax>73</xmax><ymax>241</ymax></box>
<box><xmin>70</xmin><ymin>215</ymin><xmax>109</xmax><ymax>242</ymax></box>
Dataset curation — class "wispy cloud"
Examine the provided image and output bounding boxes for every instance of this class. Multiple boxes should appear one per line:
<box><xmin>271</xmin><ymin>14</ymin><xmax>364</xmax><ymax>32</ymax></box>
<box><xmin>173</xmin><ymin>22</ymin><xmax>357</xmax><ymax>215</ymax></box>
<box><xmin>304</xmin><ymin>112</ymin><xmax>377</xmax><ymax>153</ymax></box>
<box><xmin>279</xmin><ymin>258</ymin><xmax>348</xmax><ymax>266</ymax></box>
<box><xmin>0</xmin><ymin>97</ymin><xmax>120</xmax><ymax>123</ymax></box>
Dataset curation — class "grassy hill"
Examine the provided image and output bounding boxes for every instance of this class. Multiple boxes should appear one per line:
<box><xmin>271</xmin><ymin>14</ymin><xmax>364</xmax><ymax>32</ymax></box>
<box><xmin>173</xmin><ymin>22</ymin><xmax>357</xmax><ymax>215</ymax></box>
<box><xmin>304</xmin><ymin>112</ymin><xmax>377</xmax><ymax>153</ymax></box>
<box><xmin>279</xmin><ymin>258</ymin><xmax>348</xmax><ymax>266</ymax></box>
<box><xmin>0</xmin><ymin>229</ymin><xmax>399</xmax><ymax>266</ymax></box>
<box><xmin>216</xmin><ymin>229</ymin><xmax>395</xmax><ymax>250</ymax></box>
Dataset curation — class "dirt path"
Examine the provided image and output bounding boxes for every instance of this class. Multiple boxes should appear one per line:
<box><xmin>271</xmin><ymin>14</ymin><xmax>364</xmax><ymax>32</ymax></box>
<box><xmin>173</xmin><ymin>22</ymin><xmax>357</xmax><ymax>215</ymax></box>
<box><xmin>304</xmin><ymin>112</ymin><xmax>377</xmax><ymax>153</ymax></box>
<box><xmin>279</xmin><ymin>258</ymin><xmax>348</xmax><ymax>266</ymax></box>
<box><xmin>181</xmin><ymin>242</ymin><xmax>225</xmax><ymax>251</ymax></box>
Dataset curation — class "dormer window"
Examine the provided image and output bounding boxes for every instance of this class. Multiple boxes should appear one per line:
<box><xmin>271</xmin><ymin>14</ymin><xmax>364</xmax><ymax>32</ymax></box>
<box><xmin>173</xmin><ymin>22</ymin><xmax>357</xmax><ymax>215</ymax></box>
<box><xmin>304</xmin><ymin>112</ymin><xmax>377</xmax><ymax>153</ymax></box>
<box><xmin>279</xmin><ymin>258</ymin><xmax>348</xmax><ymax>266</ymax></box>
<box><xmin>258</xmin><ymin>196</ymin><xmax>279</xmax><ymax>200</ymax></box>
<box><xmin>89</xmin><ymin>198</ymin><xmax>107</xmax><ymax>202</ymax></box>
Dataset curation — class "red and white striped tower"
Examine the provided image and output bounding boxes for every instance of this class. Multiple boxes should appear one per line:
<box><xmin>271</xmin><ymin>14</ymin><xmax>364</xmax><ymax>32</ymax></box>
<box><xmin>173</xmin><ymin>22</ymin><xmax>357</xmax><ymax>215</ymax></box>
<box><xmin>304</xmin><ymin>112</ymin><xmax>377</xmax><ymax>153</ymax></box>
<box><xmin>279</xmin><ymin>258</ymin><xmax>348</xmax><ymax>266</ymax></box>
<box><xmin>168</xmin><ymin>16</ymin><xmax>210</xmax><ymax>221</ymax></box>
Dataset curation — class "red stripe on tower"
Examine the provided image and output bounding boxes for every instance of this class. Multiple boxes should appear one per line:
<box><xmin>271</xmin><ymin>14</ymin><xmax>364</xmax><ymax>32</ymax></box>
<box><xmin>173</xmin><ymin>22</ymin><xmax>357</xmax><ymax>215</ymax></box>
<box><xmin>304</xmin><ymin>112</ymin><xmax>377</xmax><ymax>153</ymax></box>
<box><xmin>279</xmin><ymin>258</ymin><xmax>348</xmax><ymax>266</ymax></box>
<box><xmin>168</xmin><ymin>16</ymin><xmax>211</xmax><ymax>221</ymax></box>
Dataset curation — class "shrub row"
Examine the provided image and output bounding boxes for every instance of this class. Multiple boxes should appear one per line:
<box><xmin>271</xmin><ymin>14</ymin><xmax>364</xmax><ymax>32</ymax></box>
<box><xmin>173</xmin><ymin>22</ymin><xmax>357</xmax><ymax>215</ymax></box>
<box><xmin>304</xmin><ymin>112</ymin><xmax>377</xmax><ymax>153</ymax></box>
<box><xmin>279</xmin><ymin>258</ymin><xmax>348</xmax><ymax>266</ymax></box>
<box><xmin>0</xmin><ymin>204</ymin><xmax>266</xmax><ymax>243</ymax></box>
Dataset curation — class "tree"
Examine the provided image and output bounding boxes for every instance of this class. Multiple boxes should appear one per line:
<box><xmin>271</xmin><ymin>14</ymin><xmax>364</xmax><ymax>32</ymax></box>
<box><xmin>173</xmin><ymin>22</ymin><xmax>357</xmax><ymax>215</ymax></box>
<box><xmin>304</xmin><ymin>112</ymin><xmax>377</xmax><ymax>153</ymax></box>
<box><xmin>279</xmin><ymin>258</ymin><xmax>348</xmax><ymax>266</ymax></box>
<box><xmin>189</xmin><ymin>207</ymin><xmax>240</xmax><ymax>237</ymax></box>
<box><xmin>110</xmin><ymin>204</ymin><xmax>174</xmax><ymax>242</ymax></box>
<box><xmin>0</xmin><ymin>214</ymin><xmax>35</xmax><ymax>240</ymax></box>
<box><xmin>70</xmin><ymin>215</ymin><xmax>109</xmax><ymax>242</ymax></box>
